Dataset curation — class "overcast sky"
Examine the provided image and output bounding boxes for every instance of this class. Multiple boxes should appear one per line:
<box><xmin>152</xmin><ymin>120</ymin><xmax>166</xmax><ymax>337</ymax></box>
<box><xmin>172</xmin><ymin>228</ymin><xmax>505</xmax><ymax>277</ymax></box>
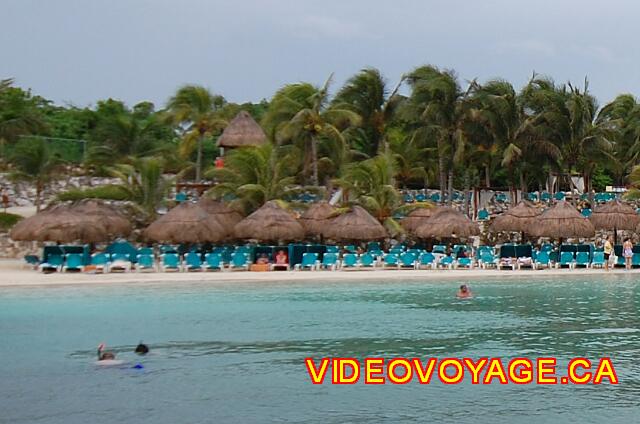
<box><xmin>3</xmin><ymin>0</ymin><xmax>639</xmax><ymax>108</ymax></box>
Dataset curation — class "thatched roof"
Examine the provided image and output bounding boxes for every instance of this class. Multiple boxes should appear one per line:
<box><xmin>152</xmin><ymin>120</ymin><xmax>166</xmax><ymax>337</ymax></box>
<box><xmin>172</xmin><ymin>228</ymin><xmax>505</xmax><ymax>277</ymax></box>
<box><xmin>401</xmin><ymin>206</ymin><xmax>439</xmax><ymax>234</ymax></box>
<box><xmin>197</xmin><ymin>198</ymin><xmax>243</xmax><ymax>229</ymax></box>
<box><xmin>489</xmin><ymin>201</ymin><xmax>541</xmax><ymax>233</ymax></box>
<box><xmin>70</xmin><ymin>199</ymin><xmax>132</xmax><ymax>236</ymax></box>
<box><xmin>299</xmin><ymin>202</ymin><xmax>336</xmax><ymax>236</ymax></box>
<box><xmin>144</xmin><ymin>202</ymin><xmax>228</xmax><ymax>243</ymax></box>
<box><xmin>531</xmin><ymin>201</ymin><xmax>595</xmax><ymax>238</ymax></box>
<box><xmin>415</xmin><ymin>208</ymin><xmax>479</xmax><ymax>239</ymax></box>
<box><xmin>322</xmin><ymin>206</ymin><xmax>387</xmax><ymax>241</ymax></box>
<box><xmin>590</xmin><ymin>200</ymin><xmax>640</xmax><ymax>230</ymax></box>
<box><xmin>234</xmin><ymin>200</ymin><xmax>304</xmax><ymax>241</ymax></box>
<box><xmin>217</xmin><ymin>111</ymin><xmax>267</xmax><ymax>148</ymax></box>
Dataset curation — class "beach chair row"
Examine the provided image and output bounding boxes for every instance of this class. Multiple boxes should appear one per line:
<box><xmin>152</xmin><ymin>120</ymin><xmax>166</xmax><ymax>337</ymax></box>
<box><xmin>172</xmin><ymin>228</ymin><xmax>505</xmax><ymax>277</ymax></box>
<box><xmin>294</xmin><ymin>252</ymin><xmax>473</xmax><ymax>271</ymax></box>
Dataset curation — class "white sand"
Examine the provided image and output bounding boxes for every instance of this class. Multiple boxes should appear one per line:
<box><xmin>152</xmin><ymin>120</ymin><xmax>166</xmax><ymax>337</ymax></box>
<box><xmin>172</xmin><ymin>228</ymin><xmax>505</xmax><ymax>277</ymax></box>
<box><xmin>0</xmin><ymin>259</ymin><xmax>631</xmax><ymax>288</ymax></box>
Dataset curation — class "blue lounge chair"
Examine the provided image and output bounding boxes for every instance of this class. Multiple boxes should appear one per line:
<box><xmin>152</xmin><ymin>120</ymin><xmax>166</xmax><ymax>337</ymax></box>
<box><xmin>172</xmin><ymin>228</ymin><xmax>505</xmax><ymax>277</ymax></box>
<box><xmin>383</xmin><ymin>254</ymin><xmax>399</xmax><ymax>269</ymax></box>
<box><xmin>359</xmin><ymin>253</ymin><xmax>376</xmax><ymax>268</ymax></box>
<box><xmin>399</xmin><ymin>252</ymin><xmax>417</xmax><ymax>269</ymax></box>
<box><xmin>534</xmin><ymin>251</ymin><xmax>551</xmax><ymax>269</ymax></box>
<box><xmin>90</xmin><ymin>252</ymin><xmax>110</xmax><ymax>273</ymax></box>
<box><xmin>204</xmin><ymin>253</ymin><xmax>223</xmax><ymax>271</ymax></box>
<box><xmin>477</xmin><ymin>209</ymin><xmax>490</xmax><ymax>221</ymax></box>
<box><xmin>632</xmin><ymin>253</ymin><xmax>640</xmax><ymax>268</ymax></box>
<box><xmin>554</xmin><ymin>192</ymin><xmax>565</xmax><ymax>201</ymax></box>
<box><xmin>341</xmin><ymin>253</ymin><xmax>358</xmax><ymax>269</ymax></box>
<box><xmin>184</xmin><ymin>252</ymin><xmax>204</xmax><ymax>271</ymax></box>
<box><xmin>63</xmin><ymin>253</ymin><xmax>84</xmax><ymax>272</ymax></box>
<box><xmin>556</xmin><ymin>252</ymin><xmax>574</xmax><ymax>269</ymax></box>
<box><xmin>479</xmin><ymin>251</ymin><xmax>498</xmax><ymax>269</ymax></box>
<box><xmin>136</xmin><ymin>254</ymin><xmax>156</xmax><ymax>272</ymax></box>
<box><xmin>39</xmin><ymin>254</ymin><xmax>64</xmax><ymax>272</ymax></box>
<box><xmin>416</xmin><ymin>193</ymin><xmax>427</xmax><ymax>202</ymax></box>
<box><xmin>527</xmin><ymin>192</ymin><xmax>538</xmax><ymax>202</ymax></box>
<box><xmin>138</xmin><ymin>247</ymin><xmax>154</xmax><ymax>256</ymax></box>
<box><xmin>23</xmin><ymin>255</ymin><xmax>40</xmax><ymax>269</ymax></box>
<box><xmin>580</xmin><ymin>208</ymin><xmax>592</xmax><ymax>218</ymax></box>
<box><xmin>229</xmin><ymin>252</ymin><xmax>250</xmax><ymax>271</ymax></box>
<box><xmin>109</xmin><ymin>253</ymin><xmax>132</xmax><ymax>272</ymax></box>
<box><xmin>344</xmin><ymin>245</ymin><xmax>358</xmax><ymax>254</ymax></box>
<box><xmin>432</xmin><ymin>244</ymin><xmax>447</xmax><ymax>254</ymax></box>
<box><xmin>325</xmin><ymin>246</ymin><xmax>339</xmax><ymax>254</ymax></box>
<box><xmin>541</xmin><ymin>192</ymin><xmax>551</xmax><ymax>202</ymax></box>
<box><xmin>575</xmin><ymin>252</ymin><xmax>590</xmax><ymax>268</ymax></box>
<box><xmin>416</xmin><ymin>252</ymin><xmax>435</xmax><ymax>269</ymax></box>
<box><xmin>161</xmin><ymin>253</ymin><xmax>181</xmax><ymax>272</ymax></box>
<box><xmin>591</xmin><ymin>252</ymin><xmax>606</xmax><ymax>269</ymax></box>
<box><xmin>438</xmin><ymin>255</ymin><xmax>454</xmax><ymax>269</ymax></box>
<box><xmin>295</xmin><ymin>253</ymin><xmax>319</xmax><ymax>271</ymax></box>
<box><xmin>456</xmin><ymin>257</ymin><xmax>474</xmax><ymax>269</ymax></box>
<box><xmin>320</xmin><ymin>253</ymin><xmax>339</xmax><ymax>271</ymax></box>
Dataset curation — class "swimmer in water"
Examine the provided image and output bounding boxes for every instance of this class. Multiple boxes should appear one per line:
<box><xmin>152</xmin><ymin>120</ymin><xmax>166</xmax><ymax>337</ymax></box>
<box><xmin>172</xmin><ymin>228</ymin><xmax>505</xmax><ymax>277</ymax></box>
<box><xmin>135</xmin><ymin>342</ymin><xmax>149</xmax><ymax>355</ymax></box>
<box><xmin>97</xmin><ymin>343</ymin><xmax>116</xmax><ymax>361</ymax></box>
<box><xmin>456</xmin><ymin>284</ymin><xmax>473</xmax><ymax>299</ymax></box>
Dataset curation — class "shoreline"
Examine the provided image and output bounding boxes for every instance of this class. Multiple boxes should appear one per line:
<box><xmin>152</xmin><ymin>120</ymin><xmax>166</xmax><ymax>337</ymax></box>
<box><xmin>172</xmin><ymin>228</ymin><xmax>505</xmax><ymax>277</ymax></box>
<box><xmin>0</xmin><ymin>259</ymin><xmax>636</xmax><ymax>288</ymax></box>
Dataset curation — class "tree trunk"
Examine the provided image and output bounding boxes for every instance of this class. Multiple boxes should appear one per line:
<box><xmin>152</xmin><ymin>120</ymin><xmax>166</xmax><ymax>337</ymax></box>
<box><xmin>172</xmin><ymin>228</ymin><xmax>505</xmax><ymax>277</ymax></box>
<box><xmin>464</xmin><ymin>171</ymin><xmax>470</xmax><ymax>217</ymax></box>
<box><xmin>195</xmin><ymin>135</ymin><xmax>203</xmax><ymax>182</ymax></box>
<box><xmin>519</xmin><ymin>171</ymin><xmax>527</xmax><ymax>198</ymax></box>
<box><xmin>35</xmin><ymin>182</ymin><xmax>42</xmax><ymax>212</ymax></box>
<box><xmin>485</xmin><ymin>164</ymin><xmax>491</xmax><ymax>188</ymax></box>
<box><xmin>447</xmin><ymin>169</ymin><xmax>454</xmax><ymax>206</ymax></box>
<box><xmin>311</xmin><ymin>136</ymin><xmax>319</xmax><ymax>186</ymax></box>
<box><xmin>438</xmin><ymin>152</ymin><xmax>446</xmax><ymax>205</ymax></box>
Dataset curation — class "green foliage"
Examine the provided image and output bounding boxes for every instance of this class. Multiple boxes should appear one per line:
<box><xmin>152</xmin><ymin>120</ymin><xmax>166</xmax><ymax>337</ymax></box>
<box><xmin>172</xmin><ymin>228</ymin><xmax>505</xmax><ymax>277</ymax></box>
<box><xmin>57</xmin><ymin>185</ymin><xmax>131</xmax><ymax>202</ymax></box>
<box><xmin>0</xmin><ymin>212</ymin><xmax>22</xmax><ymax>231</ymax></box>
<box><xmin>591</xmin><ymin>166</ymin><xmax>613</xmax><ymax>192</ymax></box>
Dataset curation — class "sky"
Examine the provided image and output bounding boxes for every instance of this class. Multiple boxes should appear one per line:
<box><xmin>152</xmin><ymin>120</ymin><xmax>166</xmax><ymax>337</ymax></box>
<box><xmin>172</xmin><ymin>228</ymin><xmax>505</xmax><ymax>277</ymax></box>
<box><xmin>3</xmin><ymin>0</ymin><xmax>639</xmax><ymax>108</ymax></box>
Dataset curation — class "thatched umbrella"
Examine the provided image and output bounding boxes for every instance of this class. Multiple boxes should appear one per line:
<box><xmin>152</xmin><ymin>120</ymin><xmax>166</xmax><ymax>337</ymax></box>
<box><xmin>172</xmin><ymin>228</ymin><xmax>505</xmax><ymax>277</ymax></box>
<box><xmin>197</xmin><ymin>198</ymin><xmax>243</xmax><ymax>229</ymax></box>
<box><xmin>70</xmin><ymin>199</ymin><xmax>132</xmax><ymax>236</ymax></box>
<box><xmin>9</xmin><ymin>204</ymin><xmax>113</xmax><ymax>243</ymax></box>
<box><xmin>322</xmin><ymin>206</ymin><xmax>387</xmax><ymax>241</ymax></box>
<box><xmin>401</xmin><ymin>206</ymin><xmax>439</xmax><ymax>234</ymax></box>
<box><xmin>415</xmin><ymin>208</ymin><xmax>480</xmax><ymax>239</ymax></box>
<box><xmin>144</xmin><ymin>202</ymin><xmax>228</xmax><ymax>243</ymax></box>
<box><xmin>489</xmin><ymin>201</ymin><xmax>541</xmax><ymax>236</ymax></box>
<box><xmin>531</xmin><ymin>201</ymin><xmax>595</xmax><ymax>239</ymax></box>
<box><xmin>590</xmin><ymin>200</ymin><xmax>639</xmax><ymax>243</ymax></box>
<box><xmin>299</xmin><ymin>201</ymin><xmax>336</xmax><ymax>237</ymax></box>
<box><xmin>234</xmin><ymin>200</ymin><xmax>304</xmax><ymax>241</ymax></box>
<box><xmin>217</xmin><ymin>111</ymin><xmax>267</xmax><ymax>148</ymax></box>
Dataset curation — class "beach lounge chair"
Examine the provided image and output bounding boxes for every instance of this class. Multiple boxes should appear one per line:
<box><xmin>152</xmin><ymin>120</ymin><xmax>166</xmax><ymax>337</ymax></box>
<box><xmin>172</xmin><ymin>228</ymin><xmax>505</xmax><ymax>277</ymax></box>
<box><xmin>455</xmin><ymin>257</ymin><xmax>474</xmax><ymax>269</ymax></box>
<box><xmin>534</xmin><ymin>251</ymin><xmax>551</xmax><ymax>269</ymax></box>
<box><xmin>632</xmin><ymin>253</ymin><xmax>640</xmax><ymax>268</ymax></box>
<box><xmin>382</xmin><ymin>254</ymin><xmax>399</xmax><ymax>269</ymax></box>
<box><xmin>228</xmin><ymin>252</ymin><xmax>250</xmax><ymax>271</ymax></box>
<box><xmin>344</xmin><ymin>245</ymin><xmax>358</xmax><ymax>254</ymax></box>
<box><xmin>479</xmin><ymin>251</ymin><xmax>498</xmax><ymax>269</ymax></box>
<box><xmin>359</xmin><ymin>253</ymin><xmax>376</xmax><ymax>269</ymax></box>
<box><xmin>340</xmin><ymin>253</ymin><xmax>358</xmax><ymax>270</ymax></box>
<box><xmin>23</xmin><ymin>255</ymin><xmax>40</xmax><ymax>269</ymax></box>
<box><xmin>89</xmin><ymin>253</ymin><xmax>110</xmax><ymax>273</ymax></box>
<box><xmin>591</xmin><ymin>252</ymin><xmax>606</xmax><ymax>269</ymax></box>
<box><xmin>556</xmin><ymin>252</ymin><xmax>574</xmax><ymax>269</ymax></box>
<box><xmin>477</xmin><ymin>209</ymin><xmax>490</xmax><ymax>221</ymax></box>
<box><xmin>432</xmin><ymin>244</ymin><xmax>447</xmax><ymax>255</ymax></box>
<box><xmin>325</xmin><ymin>246</ymin><xmax>339</xmax><ymax>254</ymax></box>
<box><xmin>63</xmin><ymin>253</ymin><xmax>84</xmax><ymax>272</ymax></box>
<box><xmin>575</xmin><ymin>251</ymin><xmax>590</xmax><ymax>268</ymax></box>
<box><xmin>183</xmin><ymin>252</ymin><xmax>204</xmax><ymax>271</ymax></box>
<box><xmin>39</xmin><ymin>254</ymin><xmax>64</xmax><ymax>273</ymax></box>
<box><xmin>295</xmin><ymin>253</ymin><xmax>319</xmax><ymax>271</ymax></box>
<box><xmin>135</xmin><ymin>254</ymin><xmax>156</xmax><ymax>272</ymax></box>
<box><xmin>399</xmin><ymin>252</ymin><xmax>417</xmax><ymax>269</ymax></box>
<box><xmin>204</xmin><ymin>253</ymin><xmax>224</xmax><ymax>271</ymax></box>
<box><xmin>320</xmin><ymin>253</ymin><xmax>339</xmax><ymax>271</ymax></box>
<box><xmin>438</xmin><ymin>255</ymin><xmax>454</xmax><ymax>270</ymax></box>
<box><xmin>416</xmin><ymin>252</ymin><xmax>435</xmax><ymax>269</ymax></box>
<box><xmin>498</xmin><ymin>257</ymin><xmax>516</xmax><ymax>270</ymax></box>
<box><xmin>109</xmin><ymin>253</ymin><xmax>132</xmax><ymax>272</ymax></box>
<box><xmin>161</xmin><ymin>253</ymin><xmax>181</xmax><ymax>272</ymax></box>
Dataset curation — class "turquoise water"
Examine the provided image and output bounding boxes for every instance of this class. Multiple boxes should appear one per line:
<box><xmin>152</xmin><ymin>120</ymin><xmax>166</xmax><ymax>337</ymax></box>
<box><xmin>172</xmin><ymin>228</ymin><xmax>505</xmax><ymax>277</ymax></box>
<box><xmin>1</xmin><ymin>276</ymin><xmax>639</xmax><ymax>423</ymax></box>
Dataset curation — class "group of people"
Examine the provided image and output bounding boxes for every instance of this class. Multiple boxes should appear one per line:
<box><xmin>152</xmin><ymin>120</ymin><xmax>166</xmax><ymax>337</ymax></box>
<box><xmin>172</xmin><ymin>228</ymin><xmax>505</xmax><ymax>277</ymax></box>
<box><xmin>97</xmin><ymin>342</ymin><xmax>149</xmax><ymax>361</ymax></box>
<box><xmin>602</xmin><ymin>236</ymin><xmax>635</xmax><ymax>271</ymax></box>
<box><xmin>255</xmin><ymin>250</ymin><xmax>289</xmax><ymax>270</ymax></box>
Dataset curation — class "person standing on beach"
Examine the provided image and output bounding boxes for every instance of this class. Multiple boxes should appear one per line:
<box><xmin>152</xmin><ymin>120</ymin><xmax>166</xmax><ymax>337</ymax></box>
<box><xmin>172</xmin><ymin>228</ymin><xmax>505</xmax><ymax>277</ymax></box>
<box><xmin>604</xmin><ymin>236</ymin><xmax>613</xmax><ymax>271</ymax></box>
<box><xmin>623</xmin><ymin>238</ymin><xmax>633</xmax><ymax>270</ymax></box>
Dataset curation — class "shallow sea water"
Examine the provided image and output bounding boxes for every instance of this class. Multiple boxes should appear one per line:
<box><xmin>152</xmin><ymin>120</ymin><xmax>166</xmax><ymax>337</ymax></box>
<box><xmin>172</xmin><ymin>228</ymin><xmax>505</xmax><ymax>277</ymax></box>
<box><xmin>1</xmin><ymin>275</ymin><xmax>639</xmax><ymax>423</ymax></box>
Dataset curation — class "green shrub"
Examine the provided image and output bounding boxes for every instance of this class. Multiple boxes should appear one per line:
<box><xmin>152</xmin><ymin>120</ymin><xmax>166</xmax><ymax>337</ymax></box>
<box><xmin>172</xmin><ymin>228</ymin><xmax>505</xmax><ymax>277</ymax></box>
<box><xmin>57</xmin><ymin>184</ymin><xmax>131</xmax><ymax>201</ymax></box>
<box><xmin>0</xmin><ymin>212</ymin><xmax>22</xmax><ymax>231</ymax></box>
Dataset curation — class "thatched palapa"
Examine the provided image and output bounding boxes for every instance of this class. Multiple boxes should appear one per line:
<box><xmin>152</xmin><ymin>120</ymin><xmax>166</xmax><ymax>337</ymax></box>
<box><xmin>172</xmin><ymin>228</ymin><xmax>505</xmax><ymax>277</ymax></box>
<box><xmin>401</xmin><ymin>206</ymin><xmax>438</xmax><ymax>234</ymax></box>
<box><xmin>590</xmin><ymin>200</ymin><xmax>640</xmax><ymax>230</ymax></box>
<box><xmin>322</xmin><ymin>206</ymin><xmax>387</xmax><ymax>241</ymax></box>
<box><xmin>197</xmin><ymin>198</ymin><xmax>243</xmax><ymax>229</ymax></box>
<box><xmin>489</xmin><ymin>201</ymin><xmax>541</xmax><ymax>233</ymax></box>
<box><xmin>234</xmin><ymin>200</ymin><xmax>304</xmax><ymax>241</ymax></box>
<box><xmin>144</xmin><ymin>202</ymin><xmax>228</xmax><ymax>243</ymax></box>
<box><xmin>415</xmin><ymin>208</ymin><xmax>479</xmax><ymax>239</ymax></box>
<box><xmin>531</xmin><ymin>201</ymin><xmax>595</xmax><ymax>238</ymax></box>
<box><xmin>299</xmin><ymin>201</ymin><xmax>336</xmax><ymax>236</ymax></box>
<box><xmin>217</xmin><ymin>111</ymin><xmax>267</xmax><ymax>148</ymax></box>
<box><xmin>70</xmin><ymin>199</ymin><xmax>132</xmax><ymax>236</ymax></box>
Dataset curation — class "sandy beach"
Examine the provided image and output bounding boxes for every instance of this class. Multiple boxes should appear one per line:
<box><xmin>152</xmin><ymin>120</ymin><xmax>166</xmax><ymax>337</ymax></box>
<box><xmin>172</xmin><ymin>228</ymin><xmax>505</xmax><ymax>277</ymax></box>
<box><xmin>0</xmin><ymin>258</ymin><xmax>634</xmax><ymax>288</ymax></box>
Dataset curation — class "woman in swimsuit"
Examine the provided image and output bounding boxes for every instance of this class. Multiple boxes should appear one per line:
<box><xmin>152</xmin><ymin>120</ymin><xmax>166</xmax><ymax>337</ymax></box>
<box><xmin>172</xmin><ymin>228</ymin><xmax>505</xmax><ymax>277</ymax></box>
<box><xmin>623</xmin><ymin>238</ymin><xmax>633</xmax><ymax>270</ymax></box>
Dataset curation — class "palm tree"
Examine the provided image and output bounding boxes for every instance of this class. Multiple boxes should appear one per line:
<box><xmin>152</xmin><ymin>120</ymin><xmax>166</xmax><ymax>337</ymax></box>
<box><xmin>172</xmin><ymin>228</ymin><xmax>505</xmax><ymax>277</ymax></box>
<box><xmin>262</xmin><ymin>75</ymin><xmax>361</xmax><ymax>186</ymax></box>
<box><xmin>109</xmin><ymin>157</ymin><xmax>171</xmax><ymax>219</ymax></box>
<box><xmin>166</xmin><ymin>85</ymin><xmax>227</xmax><ymax>182</ymax></box>
<box><xmin>404</xmin><ymin>66</ymin><xmax>468</xmax><ymax>205</ymax></box>
<box><xmin>10</xmin><ymin>137</ymin><xmax>63</xmax><ymax>211</ymax></box>
<box><xmin>206</xmin><ymin>143</ymin><xmax>299</xmax><ymax>214</ymax></box>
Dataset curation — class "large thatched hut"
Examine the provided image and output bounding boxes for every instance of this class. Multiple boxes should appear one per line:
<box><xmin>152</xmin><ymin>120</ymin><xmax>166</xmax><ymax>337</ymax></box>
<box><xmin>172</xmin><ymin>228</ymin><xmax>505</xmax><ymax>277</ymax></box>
<box><xmin>401</xmin><ymin>206</ymin><xmax>439</xmax><ymax>234</ymax></box>
<box><xmin>144</xmin><ymin>202</ymin><xmax>228</xmax><ymax>243</ymax></box>
<box><xmin>415</xmin><ymin>208</ymin><xmax>479</xmax><ymax>239</ymax></box>
<box><xmin>234</xmin><ymin>200</ymin><xmax>304</xmax><ymax>241</ymax></box>
<box><xmin>217</xmin><ymin>111</ymin><xmax>267</xmax><ymax>150</ymax></box>
<box><xmin>299</xmin><ymin>202</ymin><xmax>336</xmax><ymax>237</ymax></box>
<box><xmin>489</xmin><ymin>201</ymin><xmax>541</xmax><ymax>234</ymax></box>
<box><xmin>322</xmin><ymin>206</ymin><xmax>387</xmax><ymax>241</ymax></box>
<box><xmin>531</xmin><ymin>201</ymin><xmax>595</xmax><ymax>239</ymax></box>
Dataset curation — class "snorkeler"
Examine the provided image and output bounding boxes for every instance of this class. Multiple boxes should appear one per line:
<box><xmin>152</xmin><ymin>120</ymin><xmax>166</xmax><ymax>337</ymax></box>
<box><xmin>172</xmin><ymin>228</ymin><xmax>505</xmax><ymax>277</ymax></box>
<box><xmin>135</xmin><ymin>342</ymin><xmax>149</xmax><ymax>355</ymax></box>
<box><xmin>97</xmin><ymin>343</ymin><xmax>116</xmax><ymax>361</ymax></box>
<box><xmin>456</xmin><ymin>284</ymin><xmax>473</xmax><ymax>299</ymax></box>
